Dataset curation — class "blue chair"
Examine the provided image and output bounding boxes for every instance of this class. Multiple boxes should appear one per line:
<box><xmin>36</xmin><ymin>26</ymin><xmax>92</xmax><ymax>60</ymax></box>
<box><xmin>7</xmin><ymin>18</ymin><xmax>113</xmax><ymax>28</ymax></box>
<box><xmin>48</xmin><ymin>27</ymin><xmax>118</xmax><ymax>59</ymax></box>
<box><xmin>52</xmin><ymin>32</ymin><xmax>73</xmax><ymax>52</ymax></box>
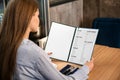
<box><xmin>92</xmin><ymin>18</ymin><xmax>120</xmax><ymax>48</ymax></box>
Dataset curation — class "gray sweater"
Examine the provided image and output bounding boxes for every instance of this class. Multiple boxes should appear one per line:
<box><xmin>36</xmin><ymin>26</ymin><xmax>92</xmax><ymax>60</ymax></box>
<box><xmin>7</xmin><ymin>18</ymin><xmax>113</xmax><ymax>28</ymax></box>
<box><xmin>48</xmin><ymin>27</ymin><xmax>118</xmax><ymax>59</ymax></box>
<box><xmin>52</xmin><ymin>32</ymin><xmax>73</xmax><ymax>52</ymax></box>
<box><xmin>13</xmin><ymin>39</ymin><xmax>89</xmax><ymax>80</ymax></box>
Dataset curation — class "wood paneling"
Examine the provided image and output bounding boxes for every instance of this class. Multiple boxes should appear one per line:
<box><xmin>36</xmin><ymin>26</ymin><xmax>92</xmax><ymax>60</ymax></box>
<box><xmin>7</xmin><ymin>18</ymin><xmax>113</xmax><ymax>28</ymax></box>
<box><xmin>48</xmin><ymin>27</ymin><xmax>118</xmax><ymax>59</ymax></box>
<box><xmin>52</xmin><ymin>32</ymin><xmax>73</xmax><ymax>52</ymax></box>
<box><xmin>50</xmin><ymin>0</ymin><xmax>83</xmax><ymax>27</ymax></box>
<box><xmin>100</xmin><ymin>0</ymin><xmax>120</xmax><ymax>17</ymax></box>
<box><xmin>50</xmin><ymin>0</ymin><xmax>120</xmax><ymax>28</ymax></box>
<box><xmin>83</xmin><ymin>0</ymin><xmax>120</xmax><ymax>27</ymax></box>
<box><xmin>83</xmin><ymin>0</ymin><xmax>99</xmax><ymax>27</ymax></box>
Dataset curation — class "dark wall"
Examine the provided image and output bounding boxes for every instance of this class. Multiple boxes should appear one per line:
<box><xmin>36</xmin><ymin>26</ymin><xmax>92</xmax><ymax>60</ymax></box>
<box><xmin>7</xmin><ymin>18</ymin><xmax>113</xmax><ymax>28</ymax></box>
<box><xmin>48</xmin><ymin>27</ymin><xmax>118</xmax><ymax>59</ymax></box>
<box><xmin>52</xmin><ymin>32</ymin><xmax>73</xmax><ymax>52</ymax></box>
<box><xmin>83</xmin><ymin>0</ymin><xmax>120</xmax><ymax>27</ymax></box>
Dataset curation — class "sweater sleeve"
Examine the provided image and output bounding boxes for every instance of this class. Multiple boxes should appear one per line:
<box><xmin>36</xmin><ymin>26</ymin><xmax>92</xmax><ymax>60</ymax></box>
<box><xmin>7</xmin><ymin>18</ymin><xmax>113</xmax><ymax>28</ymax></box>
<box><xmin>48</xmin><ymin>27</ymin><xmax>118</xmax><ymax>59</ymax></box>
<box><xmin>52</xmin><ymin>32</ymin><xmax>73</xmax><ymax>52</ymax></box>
<box><xmin>69</xmin><ymin>65</ymin><xmax>89</xmax><ymax>80</ymax></box>
<box><xmin>36</xmin><ymin>50</ymin><xmax>89</xmax><ymax>80</ymax></box>
<box><xmin>15</xmin><ymin>39</ymin><xmax>89</xmax><ymax>80</ymax></box>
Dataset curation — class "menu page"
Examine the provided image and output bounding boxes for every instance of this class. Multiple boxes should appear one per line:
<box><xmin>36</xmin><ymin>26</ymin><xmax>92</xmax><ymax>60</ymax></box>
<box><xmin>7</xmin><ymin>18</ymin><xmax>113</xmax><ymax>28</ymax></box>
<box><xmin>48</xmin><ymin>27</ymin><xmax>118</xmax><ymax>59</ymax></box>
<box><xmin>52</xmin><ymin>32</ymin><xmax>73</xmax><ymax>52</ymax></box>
<box><xmin>68</xmin><ymin>28</ymin><xmax>99</xmax><ymax>65</ymax></box>
<box><xmin>45</xmin><ymin>22</ymin><xmax>75</xmax><ymax>61</ymax></box>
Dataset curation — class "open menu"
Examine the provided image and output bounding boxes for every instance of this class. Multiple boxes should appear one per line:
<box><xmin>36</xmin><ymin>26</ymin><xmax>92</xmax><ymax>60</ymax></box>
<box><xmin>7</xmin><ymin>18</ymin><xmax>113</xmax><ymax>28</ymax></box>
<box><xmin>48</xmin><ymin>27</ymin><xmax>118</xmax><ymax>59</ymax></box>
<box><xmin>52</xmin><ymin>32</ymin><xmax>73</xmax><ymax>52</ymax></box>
<box><xmin>45</xmin><ymin>22</ymin><xmax>98</xmax><ymax>65</ymax></box>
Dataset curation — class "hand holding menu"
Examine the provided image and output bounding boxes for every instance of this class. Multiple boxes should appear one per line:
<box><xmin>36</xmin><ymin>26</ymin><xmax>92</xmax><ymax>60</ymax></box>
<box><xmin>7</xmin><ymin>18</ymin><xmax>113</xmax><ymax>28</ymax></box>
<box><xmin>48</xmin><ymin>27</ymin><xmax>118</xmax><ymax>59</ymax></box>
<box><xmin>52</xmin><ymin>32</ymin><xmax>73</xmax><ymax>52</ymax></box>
<box><xmin>45</xmin><ymin>22</ymin><xmax>98</xmax><ymax>65</ymax></box>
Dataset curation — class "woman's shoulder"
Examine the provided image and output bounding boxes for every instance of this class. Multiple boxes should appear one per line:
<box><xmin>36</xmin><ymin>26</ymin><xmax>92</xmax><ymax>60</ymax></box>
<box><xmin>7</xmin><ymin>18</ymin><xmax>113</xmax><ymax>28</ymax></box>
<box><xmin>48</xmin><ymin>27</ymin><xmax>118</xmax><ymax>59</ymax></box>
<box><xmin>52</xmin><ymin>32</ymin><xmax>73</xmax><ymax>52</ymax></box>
<box><xmin>18</xmin><ymin>39</ymin><xmax>41</xmax><ymax>55</ymax></box>
<box><xmin>16</xmin><ymin>39</ymin><xmax>45</xmax><ymax>66</ymax></box>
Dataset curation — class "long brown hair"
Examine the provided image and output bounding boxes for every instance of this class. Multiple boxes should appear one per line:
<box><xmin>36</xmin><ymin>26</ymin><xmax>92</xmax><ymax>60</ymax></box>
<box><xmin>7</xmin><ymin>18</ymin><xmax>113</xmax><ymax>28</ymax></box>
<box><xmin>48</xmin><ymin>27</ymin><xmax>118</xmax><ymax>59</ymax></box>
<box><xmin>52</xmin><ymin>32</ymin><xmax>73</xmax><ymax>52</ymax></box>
<box><xmin>0</xmin><ymin>0</ymin><xmax>39</xmax><ymax>80</ymax></box>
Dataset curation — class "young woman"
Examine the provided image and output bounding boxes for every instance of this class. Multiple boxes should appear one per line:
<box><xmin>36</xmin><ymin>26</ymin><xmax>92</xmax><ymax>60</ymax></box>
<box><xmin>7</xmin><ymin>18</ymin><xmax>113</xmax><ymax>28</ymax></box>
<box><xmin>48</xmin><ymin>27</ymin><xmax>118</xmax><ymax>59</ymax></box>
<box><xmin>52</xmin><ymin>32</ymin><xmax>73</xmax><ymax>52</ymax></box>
<box><xmin>0</xmin><ymin>0</ymin><xmax>94</xmax><ymax>80</ymax></box>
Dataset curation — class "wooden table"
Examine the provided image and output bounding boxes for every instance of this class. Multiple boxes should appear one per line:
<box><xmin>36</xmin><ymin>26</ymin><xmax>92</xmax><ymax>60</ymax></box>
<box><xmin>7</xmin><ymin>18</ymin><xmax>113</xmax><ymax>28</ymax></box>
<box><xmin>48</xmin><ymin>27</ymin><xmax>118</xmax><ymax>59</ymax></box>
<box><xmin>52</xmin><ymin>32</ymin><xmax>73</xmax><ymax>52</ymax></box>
<box><xmin>52</xmin><ymin>45</ymin><xmax>120</xmax><ymax>80</ymax></box>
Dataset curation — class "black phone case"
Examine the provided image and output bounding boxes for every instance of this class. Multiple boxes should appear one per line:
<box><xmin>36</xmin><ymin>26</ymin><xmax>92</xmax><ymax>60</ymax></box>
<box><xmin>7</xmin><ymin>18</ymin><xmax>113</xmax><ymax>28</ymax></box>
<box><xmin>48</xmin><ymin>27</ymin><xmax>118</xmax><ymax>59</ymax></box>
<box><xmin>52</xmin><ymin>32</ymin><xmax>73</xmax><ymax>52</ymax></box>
<box><xmin>60</xmin><ymin>64</ymin><xmax>79</xmax><ymax>75</ymax></box>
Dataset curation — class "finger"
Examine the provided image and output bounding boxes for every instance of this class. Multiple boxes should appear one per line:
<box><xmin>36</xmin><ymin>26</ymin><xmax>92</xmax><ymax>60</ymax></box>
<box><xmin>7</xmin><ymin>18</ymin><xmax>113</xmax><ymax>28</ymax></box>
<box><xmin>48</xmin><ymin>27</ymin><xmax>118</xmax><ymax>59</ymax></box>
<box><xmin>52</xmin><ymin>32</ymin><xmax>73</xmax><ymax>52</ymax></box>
<box><xmin>91</xmin><ymin>57</ymin><xmax>94</xmax><ymax>61</ymax></box>
<box><xmin>48</xmin><ymin>52</ymin><xmax>52</xmax><ymax>55</ymax></box>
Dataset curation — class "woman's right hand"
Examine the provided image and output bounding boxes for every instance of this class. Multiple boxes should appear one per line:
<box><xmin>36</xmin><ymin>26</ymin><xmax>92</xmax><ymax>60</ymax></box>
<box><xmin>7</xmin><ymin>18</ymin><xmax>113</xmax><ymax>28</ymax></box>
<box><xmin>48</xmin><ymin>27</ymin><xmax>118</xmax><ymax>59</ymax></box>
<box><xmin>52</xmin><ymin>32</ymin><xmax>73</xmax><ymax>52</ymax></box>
<box><xmin>85</xmin><ymin>58</ymin><xmax>94</xmax><ymax>72</ymax></box>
